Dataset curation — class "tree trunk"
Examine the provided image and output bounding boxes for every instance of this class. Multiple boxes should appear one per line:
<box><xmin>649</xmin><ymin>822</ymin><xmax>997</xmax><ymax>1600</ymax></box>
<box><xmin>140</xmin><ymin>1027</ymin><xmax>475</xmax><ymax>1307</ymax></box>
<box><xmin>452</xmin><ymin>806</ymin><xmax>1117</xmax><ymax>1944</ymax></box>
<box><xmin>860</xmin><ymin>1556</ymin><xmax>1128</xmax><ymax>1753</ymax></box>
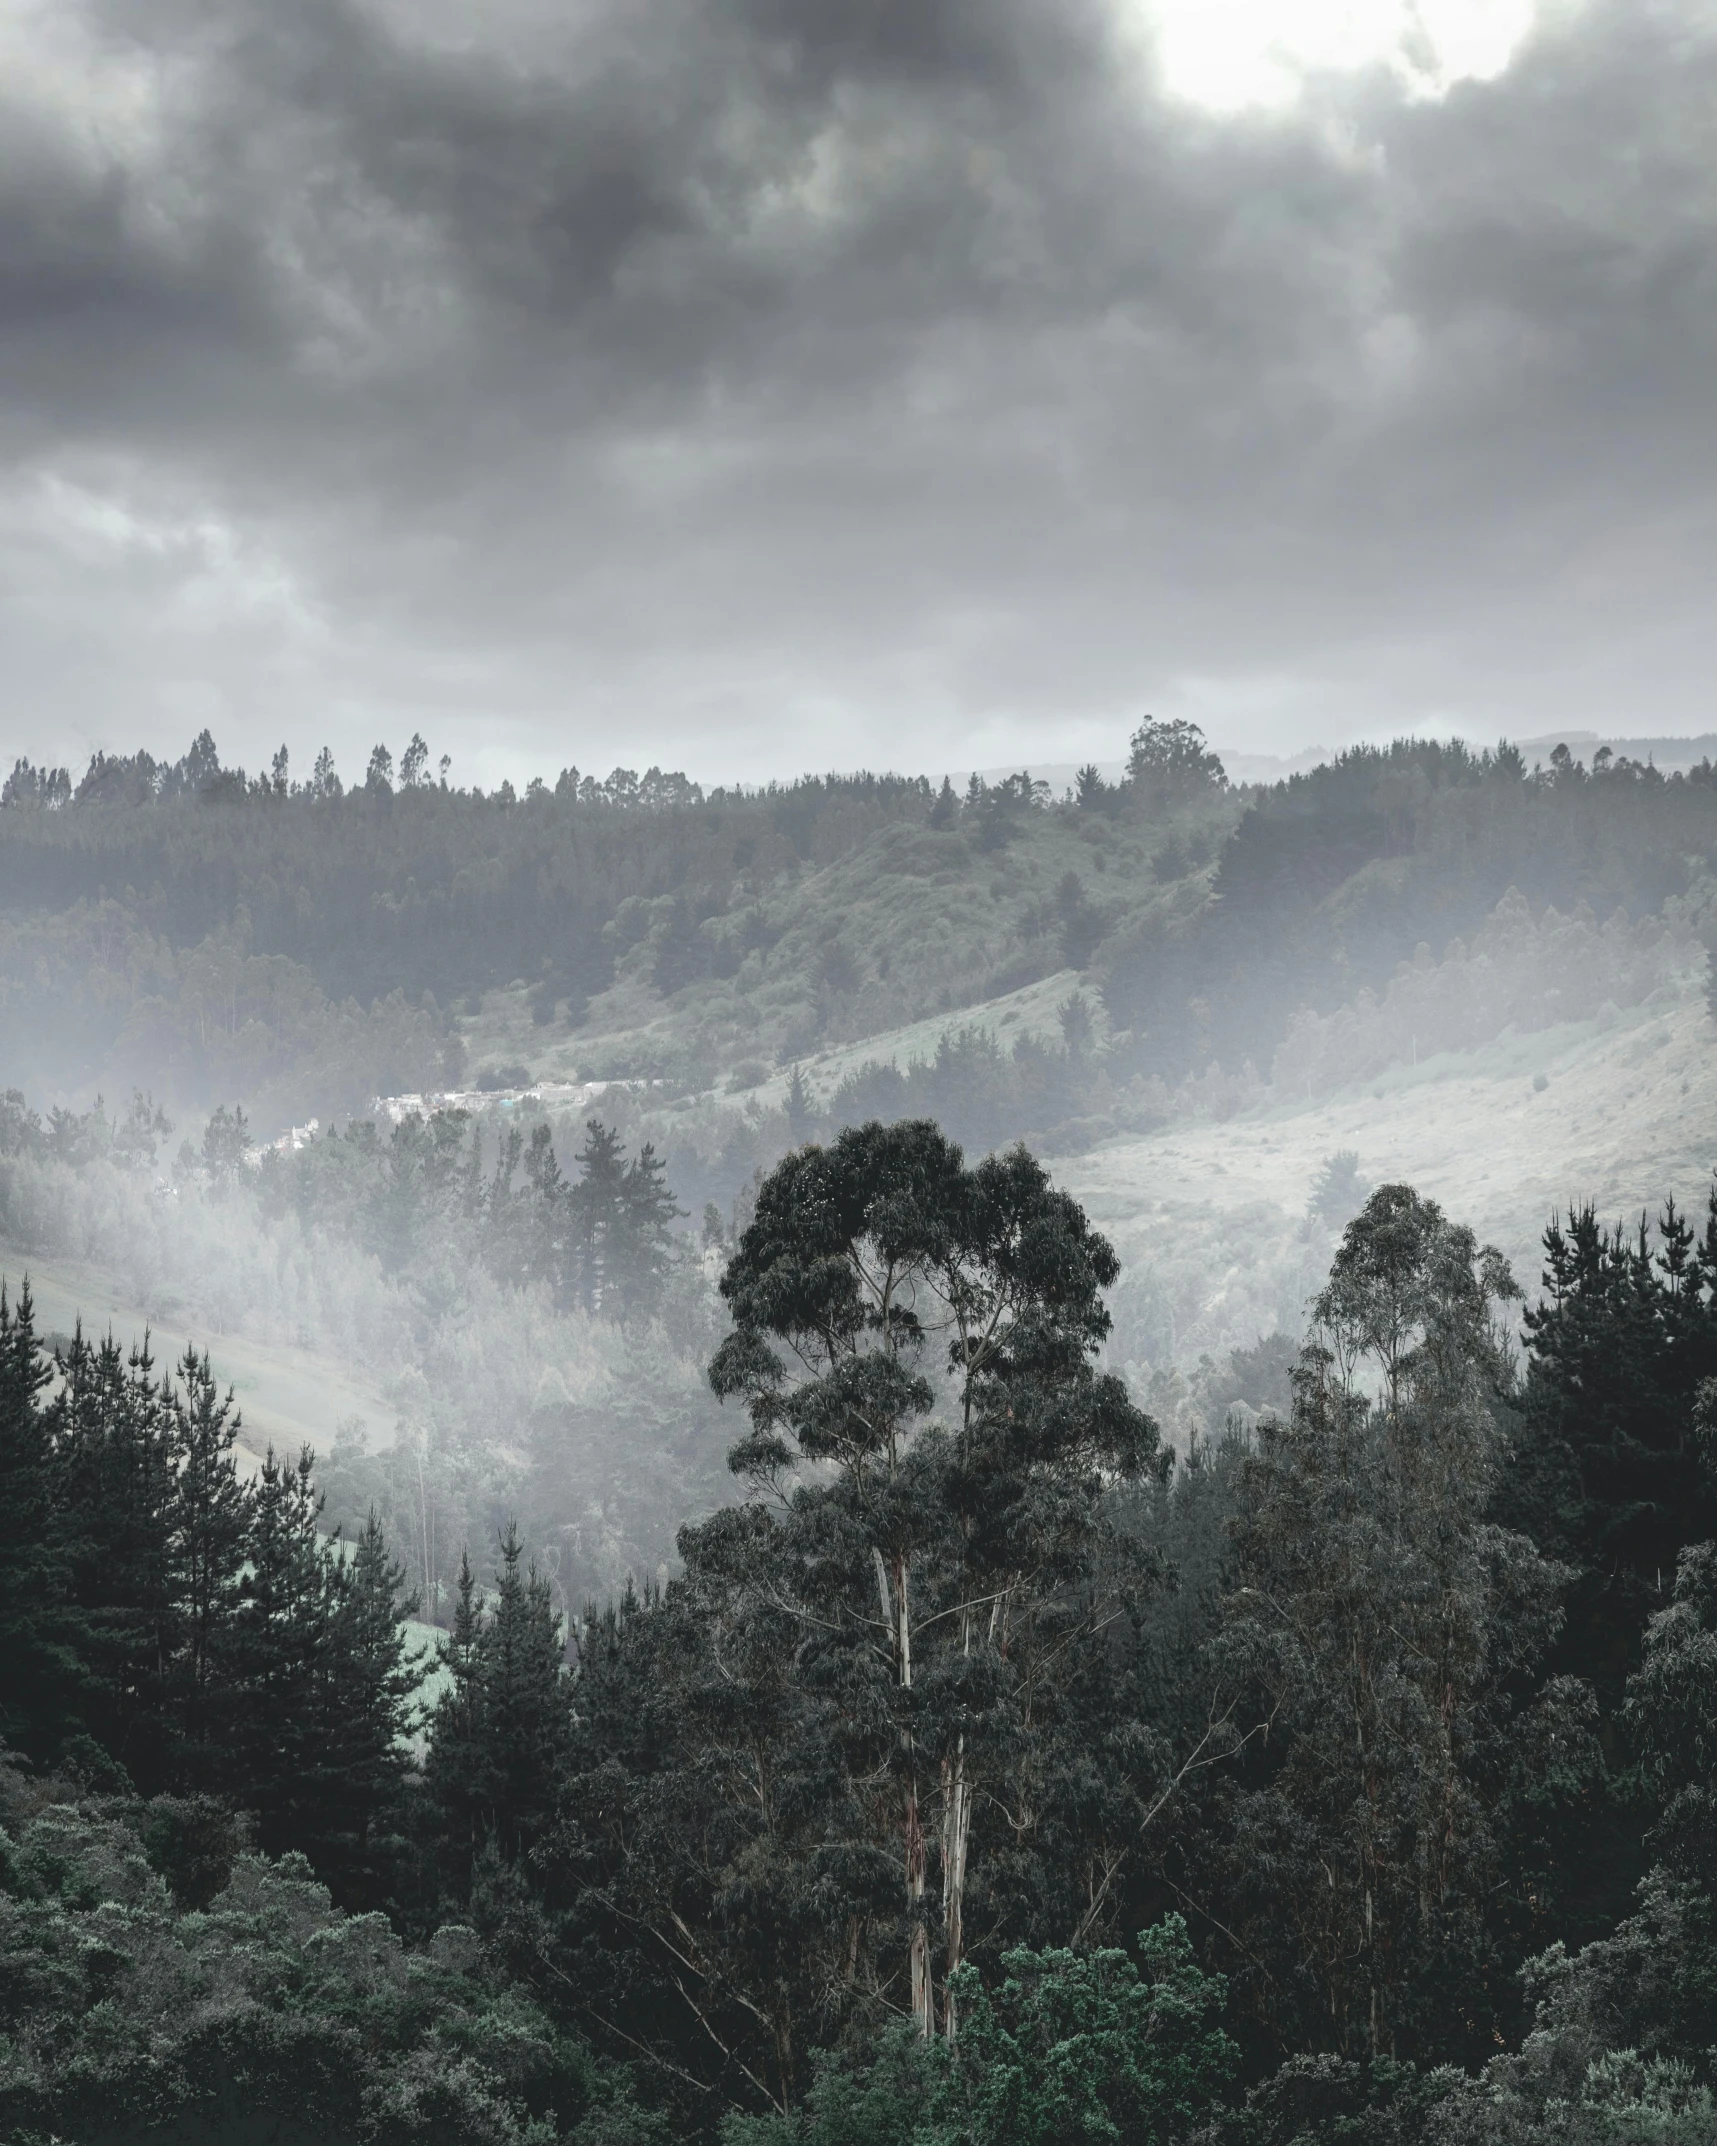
<box><xmin>883</xmin><ymin>1548</ymin><xmax>933</xmax><ymax>2037</ymax></box>
<box><xmin>940</xmin><ymin>1737</ymin><xmax>970</xmax><ymax>2039</ymax></box>
<box><xmin>906</xmin><ymin>1773</ymin><xmax>931</xmax><ymax>2035</ymax></box>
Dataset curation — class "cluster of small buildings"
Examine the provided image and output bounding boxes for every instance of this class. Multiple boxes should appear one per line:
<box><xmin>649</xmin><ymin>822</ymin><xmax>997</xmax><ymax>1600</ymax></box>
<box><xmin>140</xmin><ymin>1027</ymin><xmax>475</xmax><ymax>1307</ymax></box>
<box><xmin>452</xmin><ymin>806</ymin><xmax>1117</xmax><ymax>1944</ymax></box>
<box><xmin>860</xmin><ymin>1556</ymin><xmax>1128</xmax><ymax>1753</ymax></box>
<box><xmin>370</xmin><ymin>1078</ymin><xmax>653</xmax><ymax>1127</ymax></box>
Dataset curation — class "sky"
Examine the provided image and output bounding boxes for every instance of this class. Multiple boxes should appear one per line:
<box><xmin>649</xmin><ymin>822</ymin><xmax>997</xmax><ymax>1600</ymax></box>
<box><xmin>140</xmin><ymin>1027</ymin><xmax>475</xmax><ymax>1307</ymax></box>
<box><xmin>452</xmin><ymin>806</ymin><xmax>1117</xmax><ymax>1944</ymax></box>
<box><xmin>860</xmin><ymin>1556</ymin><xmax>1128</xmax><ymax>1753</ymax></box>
<box><xmin>0</xmin><ymin>0</ymin><xmax>1713</xmax><ymax>791</ymax></box>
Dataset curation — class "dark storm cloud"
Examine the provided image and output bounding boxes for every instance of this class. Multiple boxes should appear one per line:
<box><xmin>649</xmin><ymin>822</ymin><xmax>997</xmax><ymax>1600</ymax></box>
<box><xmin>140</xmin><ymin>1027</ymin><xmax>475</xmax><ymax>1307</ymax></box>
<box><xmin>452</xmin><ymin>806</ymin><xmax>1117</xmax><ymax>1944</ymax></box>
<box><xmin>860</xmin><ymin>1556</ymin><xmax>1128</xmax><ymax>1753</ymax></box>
<box><xmin>0</xmin><ymin>0</ymin><xmax>1712</xmax><ymax>783</ymax></box>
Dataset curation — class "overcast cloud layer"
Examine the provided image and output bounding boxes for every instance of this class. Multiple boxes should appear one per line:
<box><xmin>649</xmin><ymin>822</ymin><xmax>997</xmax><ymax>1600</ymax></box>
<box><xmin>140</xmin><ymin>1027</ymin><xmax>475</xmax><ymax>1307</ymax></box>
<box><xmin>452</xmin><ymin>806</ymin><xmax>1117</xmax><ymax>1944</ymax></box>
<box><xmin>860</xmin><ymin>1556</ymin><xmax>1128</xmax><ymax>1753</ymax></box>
<box><xmin>0</xmin><ymin>0</ymin><xmax>1713</xmax><ymax>787</ymax></box>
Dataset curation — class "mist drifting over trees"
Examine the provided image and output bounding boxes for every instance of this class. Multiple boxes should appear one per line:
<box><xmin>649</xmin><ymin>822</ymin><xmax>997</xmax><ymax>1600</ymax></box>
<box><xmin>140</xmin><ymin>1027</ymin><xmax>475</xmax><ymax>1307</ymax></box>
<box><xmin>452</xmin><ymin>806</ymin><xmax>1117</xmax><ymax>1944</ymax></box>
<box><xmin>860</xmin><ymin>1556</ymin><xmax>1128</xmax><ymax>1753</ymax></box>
<box><xmin>3</xmin><ymin>721</ymin><xmax>1717</xmax><ymax>2143</ymax></box>
<box><xmin>6</xmin><ymin>0</ymin><xmax>1717</xmax><ymax>2124</ymax></box>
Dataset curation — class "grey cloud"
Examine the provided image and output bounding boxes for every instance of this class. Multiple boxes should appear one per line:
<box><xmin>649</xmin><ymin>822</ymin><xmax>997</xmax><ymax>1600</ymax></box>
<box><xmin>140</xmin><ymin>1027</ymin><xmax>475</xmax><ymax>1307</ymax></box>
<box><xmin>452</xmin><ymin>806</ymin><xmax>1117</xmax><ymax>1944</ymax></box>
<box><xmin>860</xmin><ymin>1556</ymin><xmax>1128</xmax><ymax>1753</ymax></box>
<box><xmin>0</xmin><ymin>0</ymin><xmax>1713</xmax><ymax>784</ymax></box>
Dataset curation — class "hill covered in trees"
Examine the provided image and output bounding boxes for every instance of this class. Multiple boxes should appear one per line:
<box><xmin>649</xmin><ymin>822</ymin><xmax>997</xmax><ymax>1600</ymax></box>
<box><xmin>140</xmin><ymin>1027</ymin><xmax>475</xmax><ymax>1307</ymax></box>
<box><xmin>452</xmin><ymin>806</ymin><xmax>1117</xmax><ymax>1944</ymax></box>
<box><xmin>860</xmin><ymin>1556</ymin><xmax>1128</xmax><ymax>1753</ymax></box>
<box><xmin>6</xmin><ymin>718</ymin><xmax>1716</xmax><ymax>1639</ymax></box>
<box><xmin>8</xmin><ymin>721</ymin><xmax>1716</xmax><ymax>1152</ymax></box>
<box><xmin>5</xmin><ymin>1128</ymin><xmax>1717</xmax><ymax>2144</ymax></box>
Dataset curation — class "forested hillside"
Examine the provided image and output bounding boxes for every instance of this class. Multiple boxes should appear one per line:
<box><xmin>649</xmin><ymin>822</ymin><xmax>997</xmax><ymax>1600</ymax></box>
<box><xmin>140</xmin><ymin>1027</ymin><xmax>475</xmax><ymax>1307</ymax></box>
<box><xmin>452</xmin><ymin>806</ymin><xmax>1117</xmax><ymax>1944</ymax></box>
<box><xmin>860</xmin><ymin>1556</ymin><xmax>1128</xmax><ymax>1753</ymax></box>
<box><xmin>5</xmin><ymin>718</ymin><xmax>1716</xmax><ymax>1630</ymax></box>
<box><xmin>0</xmin><ymin>1085</ymin><xmax>731</xmax><ymax>1613</ymax></box>
<box><xmin>7</xmin><ymin>725</ymin><xmax>1717</xmax><ymax>2141</ymax></box>
<box><xmin>5</xmin><ymin>1133</ymin><xmax>1717</xmax><ymax>2144</ymax></box>
<box><xmin>9</xmin><ymin>722</ymin><xmax>1715</xmax><ymax>1150</ymax></box>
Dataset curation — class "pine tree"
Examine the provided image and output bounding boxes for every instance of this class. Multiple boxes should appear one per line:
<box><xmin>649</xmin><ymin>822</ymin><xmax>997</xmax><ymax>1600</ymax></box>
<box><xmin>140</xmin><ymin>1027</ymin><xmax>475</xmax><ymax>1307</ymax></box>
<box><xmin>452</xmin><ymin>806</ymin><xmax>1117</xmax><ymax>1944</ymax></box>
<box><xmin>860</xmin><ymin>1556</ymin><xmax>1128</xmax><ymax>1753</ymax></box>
<box><xmin>783</xmin><ymin>1065</ymin><xmax>815</xmax><ymax>1142</ymax></box>
<box><xmin>166</xmin><ymin>1349</ymin><xmax>251</xmax><ymax>1787</ymax></box>
<box><xmin>228</xmin><ymin>1443</ymin><xmax>419</xmax><ymax>1901</ymax></box>
<box><xmin>523</xmin><ymin>1119</ymin><xmax>570</xmax><ymax>1292</ymax></box>
<box><xmin>424</xmin><ymin>1550</ymin><xmax>493</xmax><ymax>1897</ymax></box>
<box><xmin>52</xmin><ymin>1325</ymin><xmax>179</xmax><ymax>1786</ymax></box>
<box><xmin>314</xmin><ymin>1510</ymin><xmax>420</xmax><ymax>1906</ymax></box>
<box><xmin>1074</xmin><ymin>762</ymin><xmax>1111</xmax><ymax>812</ymax></box>
<box><xmin>0</xmin><ymin>1282</ymin><xmax>72</xmax><ymax>1760</ymax></box>
<box><xmin>1513</xmin><ymin>1196</ymin><xmax>1717</xmax><ymax>1702</ymax></box>
<box><xmin>424</xmin><ymin>1530</ymin><xmax>569</xmax><ymax>1902</ymax></box>
<box><xmin>483</xmin><ymin>1124</ymin><xmax>528</xmax><ymax>1283</ymax></box>
<box><xmin>481</xmin><ymin>1522</ymin><xmax>571</xmax><ymax>1863</ymax></box>
<box><xmin>614</xmin><ymin>1141</ymin><xmax>680</xmax><ymax>1320</ymax></box>
<box><xmin>569</xmin><ymin>1119</ymin><xmax>628</xmax><ymax>1312</ymax></box>
<box><xmin>226</xmin><ymin>1444</ymin><xmax>334</xmax><ymax>1854</ymax></box>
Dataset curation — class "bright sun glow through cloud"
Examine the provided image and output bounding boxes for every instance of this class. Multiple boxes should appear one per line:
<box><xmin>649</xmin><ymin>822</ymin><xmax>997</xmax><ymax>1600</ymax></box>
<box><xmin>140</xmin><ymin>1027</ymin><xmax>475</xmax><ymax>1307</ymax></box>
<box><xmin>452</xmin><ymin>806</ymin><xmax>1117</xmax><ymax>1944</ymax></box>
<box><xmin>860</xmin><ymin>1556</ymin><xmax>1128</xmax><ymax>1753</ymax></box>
<box><xmin>1138</xmin><ymin>0</ymin><xmax>1543</xmax><ymax>112</ymax></box>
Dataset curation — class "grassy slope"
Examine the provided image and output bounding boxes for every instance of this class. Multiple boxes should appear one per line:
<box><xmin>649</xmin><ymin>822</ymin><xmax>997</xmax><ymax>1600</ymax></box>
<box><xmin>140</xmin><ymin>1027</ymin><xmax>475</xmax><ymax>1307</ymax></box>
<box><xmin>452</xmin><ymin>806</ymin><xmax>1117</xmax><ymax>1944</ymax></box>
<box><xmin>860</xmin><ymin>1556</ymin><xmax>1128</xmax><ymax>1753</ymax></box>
<box><xmin>1057</xmin><ymin>985</ymin><xmax>1715</xmax><ymax>1371</ymax></box>
<box><xmin>0</xmin><ymin>1250</ymin><xmax>393</xmax><ymax>1468</ymax></box>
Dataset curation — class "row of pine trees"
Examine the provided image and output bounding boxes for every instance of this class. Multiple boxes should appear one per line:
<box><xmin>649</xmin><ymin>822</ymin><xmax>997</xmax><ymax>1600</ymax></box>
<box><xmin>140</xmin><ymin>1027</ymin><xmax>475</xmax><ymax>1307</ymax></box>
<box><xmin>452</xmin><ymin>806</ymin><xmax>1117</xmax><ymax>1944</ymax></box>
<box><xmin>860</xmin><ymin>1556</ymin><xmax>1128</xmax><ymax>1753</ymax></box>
<box><xmin>0</xmin><ymin>1290</ymin><xmax>574</xmax><ymax>1922</ymax></box>
<box><xmin>254</xmin><ymin>1107</ymin><xmax>683</xmax><ymax>1315</ymax></box>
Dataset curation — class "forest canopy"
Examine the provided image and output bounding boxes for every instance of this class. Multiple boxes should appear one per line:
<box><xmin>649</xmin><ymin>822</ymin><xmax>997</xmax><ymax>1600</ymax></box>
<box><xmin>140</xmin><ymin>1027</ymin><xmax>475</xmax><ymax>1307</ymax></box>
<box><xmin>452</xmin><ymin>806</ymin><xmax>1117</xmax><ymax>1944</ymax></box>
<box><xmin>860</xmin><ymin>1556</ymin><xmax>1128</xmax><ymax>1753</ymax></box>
<box><xmin>6</xmin><ymin>720</ymin><xmax>1717</xmax><ymax>2139</ymax></box>
<box><xmin>4</xmin><ymin>1125</ymin><xmax>1717</xmax><ymax>2144</ymax></box>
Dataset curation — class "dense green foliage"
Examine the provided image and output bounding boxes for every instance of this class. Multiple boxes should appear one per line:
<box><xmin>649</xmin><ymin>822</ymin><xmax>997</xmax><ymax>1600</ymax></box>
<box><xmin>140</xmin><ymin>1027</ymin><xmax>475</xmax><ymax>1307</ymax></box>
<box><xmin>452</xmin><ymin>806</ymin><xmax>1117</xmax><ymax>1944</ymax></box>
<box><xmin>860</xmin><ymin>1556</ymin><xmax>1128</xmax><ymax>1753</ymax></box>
<box><xmin>724</xmin><ymin>1917</ymin><xmax>1237</xmax><ymax>2146</ymax></box>
<box><xmin>5</xmin><ymin>1121</ymin><xmax>1717</xmax><ymax>2144</ymax></box>
<box><xmin>0</xmin><ymin>1286</ymin><xmax>419</xmax><ymax>1907</ymax></box>
<box><xmin>0</xmin><ymin>1760</ymin><xmax>638</xmax><ymax>2146</ymax></box>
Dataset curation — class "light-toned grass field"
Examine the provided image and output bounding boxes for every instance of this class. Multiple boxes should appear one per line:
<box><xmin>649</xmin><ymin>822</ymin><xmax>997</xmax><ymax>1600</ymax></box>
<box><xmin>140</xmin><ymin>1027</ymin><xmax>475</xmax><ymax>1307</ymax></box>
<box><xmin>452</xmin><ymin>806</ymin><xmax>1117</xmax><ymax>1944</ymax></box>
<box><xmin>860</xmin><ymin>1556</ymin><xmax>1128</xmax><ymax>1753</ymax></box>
<box><xmin>462</xmin><ymin>964</ymin><xmax>1091</xmax><ymax>1105</ymax></box>
<box><xmin>0</xmin><ymin>1250</ymin><xmax>393</xmax><ymax>1468</ymax></box>
<box><xmin>1057</xmin><ymin>986</ymin><xmax>1716</xmax><ymax>1361</ymax></box>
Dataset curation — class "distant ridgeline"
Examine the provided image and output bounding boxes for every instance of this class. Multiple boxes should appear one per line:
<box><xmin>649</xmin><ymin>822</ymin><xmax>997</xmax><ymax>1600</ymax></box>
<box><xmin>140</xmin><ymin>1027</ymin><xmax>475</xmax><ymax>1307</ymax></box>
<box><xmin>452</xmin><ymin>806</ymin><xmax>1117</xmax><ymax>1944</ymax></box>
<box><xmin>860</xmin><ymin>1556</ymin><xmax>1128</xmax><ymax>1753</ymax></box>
<box><xmin>1101</xmin><ymin>736</ymin><xmax>1717</xmax><ymax>1083</ymax></box>
<box><xmin>4</xmin><ymin>722</ymin><xmax>1717</xmax><ymax>1133</ymax></box>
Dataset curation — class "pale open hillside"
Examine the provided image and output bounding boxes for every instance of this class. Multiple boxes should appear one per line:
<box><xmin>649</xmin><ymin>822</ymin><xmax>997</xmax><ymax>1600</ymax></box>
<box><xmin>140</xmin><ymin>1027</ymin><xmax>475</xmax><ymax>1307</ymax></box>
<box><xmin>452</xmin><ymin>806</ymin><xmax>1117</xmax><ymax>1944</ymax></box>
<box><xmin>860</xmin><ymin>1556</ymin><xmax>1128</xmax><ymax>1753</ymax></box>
<box><xmin>1061</xmin><ymin>980</ymin><xmax>1716</xmax><ymax>1401</ymax></box>
<box><xmin>743</xmin><ymin>968</ymin><xmax>1094</xmax><ymax>1103</ymax></box>
<box><xmin>0</xmin><ymin>1250</ymin><xmax>392</xmax><ymax>1471</ymax></box>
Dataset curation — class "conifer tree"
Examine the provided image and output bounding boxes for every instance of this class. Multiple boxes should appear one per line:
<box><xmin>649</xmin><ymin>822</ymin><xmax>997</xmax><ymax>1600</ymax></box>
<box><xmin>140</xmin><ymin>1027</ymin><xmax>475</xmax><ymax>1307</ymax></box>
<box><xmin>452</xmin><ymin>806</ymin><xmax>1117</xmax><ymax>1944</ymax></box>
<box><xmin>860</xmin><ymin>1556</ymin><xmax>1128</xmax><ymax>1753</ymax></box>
<box><xmin>166</xmin><ymin>1349</ymin><xmax>251</xmax><ymax>1785</ymax></box>
<box><xmin>1514</xmin><ymin>1196</ymin><xmax>1717</xmax><ymax>1701</ymax></box>
<box><xmin>315</xmin><ymin>1510</ymin><xmax>420</xmax><ymax>1905</ymax></box>
<box><xmin>615</xmin><ymin>1141</ymin><xmax>680</xmax><ymax>1319</ymax></box>
<box><xmin>0</xmin><ymin>1282</ymin><xmax>70</xmax><ymax>1759</ymax></box>
<box><xmin>523</xmin><ymin>1119</ymin><xmax>571</xmax><ymax>1293</ymax></box>
<box><xmin>425</xmin><ymin>1549</ymin><xmax>494</xmax><ymax>1896</ymax></box>
<box><xmin>52</xmin><ymin>1325</ymin><xmax>179</xmax><ymax>1784</ymax></box>
<box><xmin>424</xmin><ymin>1531</ymin><xmax>570</xmax><ymax>1903</ymax></box>
<box><xmin>783</xmin><ymin>1065</ymin><xmax>815</xmax><ymax>1141</ymax></box>
<box><xmin>569</xmin><ymin>1119</ymin><xmax>628</xmax><ymax>1313</ymax></box>
<box><xmin>210</xmin><ymin>1436</ymin><xmax>420</xmax><ymax>1899</ymax></box>
<box><xmin>226</xmin><ymin>1444</ymin><xmax>334</xmax><ymax>1854</ymax></box>
<box><xmin>481</xmin><ymin>1522</ymin><xmax>572</xmax><ymax>1864</ymax></box>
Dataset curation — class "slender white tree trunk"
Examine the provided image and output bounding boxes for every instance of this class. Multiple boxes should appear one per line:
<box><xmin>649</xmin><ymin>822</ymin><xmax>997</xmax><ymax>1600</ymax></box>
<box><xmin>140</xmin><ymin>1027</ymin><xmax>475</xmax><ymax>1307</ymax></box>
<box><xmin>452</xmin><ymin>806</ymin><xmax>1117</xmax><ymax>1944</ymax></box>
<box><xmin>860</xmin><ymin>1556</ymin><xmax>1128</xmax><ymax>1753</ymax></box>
<box><xmin>879</xmin><ymin>1547</ymin><xmax>933</xmax><ymax>2035</ymax></box>
<box><xmin>940</xmin><ymin>1738</ymin><xmax>970</xmax><ymax>2038</ymax></box>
